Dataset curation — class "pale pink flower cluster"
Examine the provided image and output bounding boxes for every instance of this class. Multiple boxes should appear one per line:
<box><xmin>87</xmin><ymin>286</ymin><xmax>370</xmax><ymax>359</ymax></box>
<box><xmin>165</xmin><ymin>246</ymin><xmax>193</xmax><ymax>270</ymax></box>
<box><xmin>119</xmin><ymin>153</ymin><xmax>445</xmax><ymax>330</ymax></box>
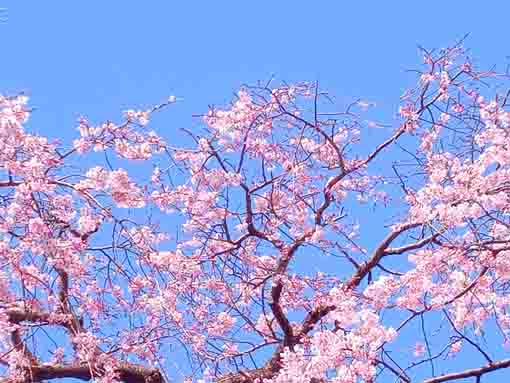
<box><xmin>73</xmin><ymin>111</ymin><xmax>165</xmax><ymax>159</ymax></box>
<box><xmin>73</xmin><ymin>332</ymin><xmax>100</xmax><ymax>362</ymax></box>
<box><xmin>77</xmin><ymin>166</ymin><xmax>145</xmax><ymax>208</ymax></box>
<box><xmin>4</xmin><ymin>47</ymin><xmax>510</xmax><ymax>383</ymax></box>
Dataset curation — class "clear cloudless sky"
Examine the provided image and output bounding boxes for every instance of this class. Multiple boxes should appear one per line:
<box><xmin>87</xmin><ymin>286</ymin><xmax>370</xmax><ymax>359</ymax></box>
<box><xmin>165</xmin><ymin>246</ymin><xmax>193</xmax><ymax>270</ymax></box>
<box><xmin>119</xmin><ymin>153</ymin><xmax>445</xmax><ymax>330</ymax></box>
<box><xmin>2</xmin><ymin>1</ymin><xmax>510</xmax><ymax>144</ymax></box>
<box><xmin>1</xmin><ymin>1</ymin><xmax>510</xmax><ymax>382</ymax></box>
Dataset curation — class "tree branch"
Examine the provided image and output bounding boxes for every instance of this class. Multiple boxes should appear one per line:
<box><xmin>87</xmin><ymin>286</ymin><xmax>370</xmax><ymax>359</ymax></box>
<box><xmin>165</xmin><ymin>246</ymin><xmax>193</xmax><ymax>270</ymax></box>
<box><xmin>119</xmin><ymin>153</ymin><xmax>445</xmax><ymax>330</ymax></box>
<box><xmin>422</xmin><ymin>359</ymin><xmax>510</xmax><ymax>383</ymax></box>
<box><xmin>2</xmin><ymin>362</ymin><xmax>164</xmax><ymax>383</ymax></box>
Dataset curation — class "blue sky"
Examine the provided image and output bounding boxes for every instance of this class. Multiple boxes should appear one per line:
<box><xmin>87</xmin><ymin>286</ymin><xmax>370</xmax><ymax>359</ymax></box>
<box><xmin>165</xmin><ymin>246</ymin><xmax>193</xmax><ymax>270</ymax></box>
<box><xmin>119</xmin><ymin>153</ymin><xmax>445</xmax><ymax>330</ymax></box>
<box><xmin>2</xmin><ymin>1</ymin><xmax>510</xmax><ymax>382</ymax></box>
<box><xmin>2</xmin><ymin>1</ymin><xmax>510</xmax><ymax>144</ymax></box>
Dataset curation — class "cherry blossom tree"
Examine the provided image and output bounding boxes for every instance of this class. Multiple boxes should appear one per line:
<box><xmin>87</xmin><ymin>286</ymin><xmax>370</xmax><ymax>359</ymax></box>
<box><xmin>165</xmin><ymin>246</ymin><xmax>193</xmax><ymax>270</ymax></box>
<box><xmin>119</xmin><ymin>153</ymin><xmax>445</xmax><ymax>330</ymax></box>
<box><xmin>2</xmin><ymin>41</ymin><xmax>510</xmax><ymax>383</ymax></box>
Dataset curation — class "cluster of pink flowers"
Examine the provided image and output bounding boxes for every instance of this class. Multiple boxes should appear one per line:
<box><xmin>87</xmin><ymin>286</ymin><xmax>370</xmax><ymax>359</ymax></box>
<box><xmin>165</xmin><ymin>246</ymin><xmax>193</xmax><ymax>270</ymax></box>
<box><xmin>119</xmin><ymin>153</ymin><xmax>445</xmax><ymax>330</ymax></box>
<box><xmin>73</xmin><ymin>110</ymin><xmax>165</xmax><ymax>160</ymax></box>
<box><xmin>76</xmin><ymin>166</ymin><xmax>145</xmax><ymax>208</ymax></box>
<box><xmin>3</xmin><ymin>45</ymin><xmax>510</xmax><ymax>383</ymax></box>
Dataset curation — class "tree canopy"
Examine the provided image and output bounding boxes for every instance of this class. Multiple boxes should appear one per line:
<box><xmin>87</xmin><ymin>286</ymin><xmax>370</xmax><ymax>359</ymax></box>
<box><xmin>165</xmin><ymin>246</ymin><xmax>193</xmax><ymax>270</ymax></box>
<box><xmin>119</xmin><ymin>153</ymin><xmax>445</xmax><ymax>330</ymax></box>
<box><xmin>1</xmin><ymin>42</ymin><xmax>510</xmax><ymax>383</ymax></box>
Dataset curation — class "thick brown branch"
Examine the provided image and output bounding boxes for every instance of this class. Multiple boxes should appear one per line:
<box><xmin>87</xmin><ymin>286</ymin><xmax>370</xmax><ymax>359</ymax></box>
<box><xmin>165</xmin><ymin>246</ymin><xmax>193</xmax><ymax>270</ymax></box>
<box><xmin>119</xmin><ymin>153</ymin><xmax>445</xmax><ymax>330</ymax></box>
<box><xmin>422</xmin><ymin>358</ymin><xmax>510</xmax><ymax>383</ymax></box>
<box><xmin>269</xmin><ymin>282</ymin><xmax>294</xmax><ymax>345</ymax></box>
<box><xmin>345</xmin><ymin>222</ymin><xmax>420</xmax><ymax>290</ymax></box>
<box><xmin>6</xmin><ymin>308</ymin><xmax>51</xmax><ymax>324</ymax></box>
<box><xmin>384</xmin><ymin>232</ymin><xmax>441</xmax><ymax>255</ymax></box>
<box><xmin>298</xmin><ymin>222</ymin><xmax>421</xmax><ymax>339</ymax></box>
<box><xmin>4</xmin><ymin>362</ymin><xmax>164</xmax><ymax>383</ymax></box>
<box><xmin>56</xmin><ymin>268</ymin><xmax>84</xmax><ymax>335</ymax></box>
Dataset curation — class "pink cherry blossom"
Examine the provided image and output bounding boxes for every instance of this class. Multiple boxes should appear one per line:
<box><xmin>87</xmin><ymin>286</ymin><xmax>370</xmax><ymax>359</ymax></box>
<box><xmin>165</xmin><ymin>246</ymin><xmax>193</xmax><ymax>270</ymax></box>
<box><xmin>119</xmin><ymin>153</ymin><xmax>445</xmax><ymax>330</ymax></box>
<box><xmin>2</xmin><ymin>43</ymin><xmax>510</xmax><ymax>383</ymax></box>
